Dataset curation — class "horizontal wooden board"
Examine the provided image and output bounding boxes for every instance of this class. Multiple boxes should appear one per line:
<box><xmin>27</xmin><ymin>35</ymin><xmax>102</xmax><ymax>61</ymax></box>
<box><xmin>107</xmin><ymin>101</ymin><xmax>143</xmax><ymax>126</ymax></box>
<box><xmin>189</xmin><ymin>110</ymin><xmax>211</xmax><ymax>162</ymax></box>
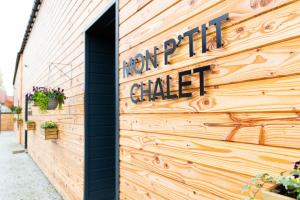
<box><xmin>120</xmin><ymin>112</ymin><xmax>300</xmax><ymax>149</ymax></box>
<box><xmin>119</xmin><ymin>0</ymin><xmax>295</xmax><ymax>54</ymax></box>
<box><xmin>119</xmin><ymin>1</ymin><xmax>300</xmax><ymax>84</ymax></box>
<box><xmin>119</xmin><ymin>0</ymin><xmax>152</xmax><ymax>24</ymax></box>
<box><xmin>119</xmin><ymin>0</ymin><xmax>181</xmax><ymax>38</ymax></box>
<box><xmin>120</xmin><ymin>146</ymin><xmax>256</xmax><ymax>200</ymax></box>
<box><xmin>120</xmin><ymin>74</ymin><xmax>300</xmax><ymax>113</ymax></box>
<box><xmin>119</xmin><ymin>37</ymin><xmax>300</xmax><ymax>98</ymax></box>
<box><xmin>120</xmin><ymin>162</ymin><xmax>221</xmax><ymax>200</ymax></box>
<box><xmin>120</xmin><ymin>130</ymin><xmax>300</xmax><ymax>177</ymax></box>
<box><xmin>120</xmin><ymin>177</ymin><xmax>166</xmax><ymax>200</ymax></box>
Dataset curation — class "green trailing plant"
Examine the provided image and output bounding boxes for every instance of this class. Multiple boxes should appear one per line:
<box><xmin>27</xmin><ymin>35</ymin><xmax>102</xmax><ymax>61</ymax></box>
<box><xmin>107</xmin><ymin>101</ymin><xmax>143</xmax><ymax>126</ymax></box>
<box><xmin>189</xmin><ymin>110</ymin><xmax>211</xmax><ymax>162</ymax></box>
<box><xmin>242</xmin><ymin>161</ymin><xmax>300</xmax><ymax>200</ymax></box>
<box><xmin>34</xmin><ymin>91</ymin><xmax>48</xmax><ymax>111</ymax></box>
<box><xmin>41</xmin><ymin>121</ymin><xmax>58</xmax><ymax>129</ymax></box>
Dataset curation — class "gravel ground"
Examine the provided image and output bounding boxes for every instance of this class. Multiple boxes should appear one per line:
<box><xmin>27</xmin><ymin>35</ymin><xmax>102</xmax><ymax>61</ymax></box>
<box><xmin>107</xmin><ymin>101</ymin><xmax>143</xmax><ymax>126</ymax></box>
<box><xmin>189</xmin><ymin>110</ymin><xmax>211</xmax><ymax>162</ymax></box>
<box><xmin>0</xmin><ymin>132</ymin><xmax>63</xmax><ymax>200</ymax></box>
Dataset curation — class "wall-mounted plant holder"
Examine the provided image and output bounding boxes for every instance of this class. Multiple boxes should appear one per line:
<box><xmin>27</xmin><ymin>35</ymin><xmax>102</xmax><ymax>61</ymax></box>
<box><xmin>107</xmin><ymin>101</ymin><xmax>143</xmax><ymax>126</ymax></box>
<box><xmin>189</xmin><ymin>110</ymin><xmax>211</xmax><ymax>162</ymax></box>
<box><xmin>17</xmin><ymin>119</ymin><xmax>23</xmax><ymax>127</ymax></box>
<box><xmin>47</xmin><ymin>97</ymin><xmax>58</xmax><ymax>110</ymax></box>
<box><xmin>41</xmin><ymin>128</ymin><xmax>58</xmax><ymax>140</ymax></box>
<box><xmin>261</xmin><ymin>186</ymin><xmax>294</xmax><ymax>200</ymax></box>
<box><xmin>26</xmin><ymin>121</ymin><xmax>36</xmax><ymax>131</ymax></box>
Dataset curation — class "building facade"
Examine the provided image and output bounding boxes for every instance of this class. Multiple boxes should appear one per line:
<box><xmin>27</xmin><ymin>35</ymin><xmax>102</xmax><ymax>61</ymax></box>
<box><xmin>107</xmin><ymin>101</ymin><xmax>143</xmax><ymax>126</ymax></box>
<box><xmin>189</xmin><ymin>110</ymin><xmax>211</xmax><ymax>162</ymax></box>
<box><xmin>13</xmin><ymin>0</ymin><xmax>300</xmax><ymax>200</ymax></box>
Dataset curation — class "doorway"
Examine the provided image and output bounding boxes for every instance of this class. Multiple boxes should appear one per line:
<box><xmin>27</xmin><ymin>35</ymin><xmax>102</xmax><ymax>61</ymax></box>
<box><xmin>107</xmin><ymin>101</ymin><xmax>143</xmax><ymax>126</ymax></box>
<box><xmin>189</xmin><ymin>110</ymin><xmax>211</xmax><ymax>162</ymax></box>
<box><xmin>84</xmin><ymin>4</ymin><xmax>116</xmax><ymax>200</ymax></box>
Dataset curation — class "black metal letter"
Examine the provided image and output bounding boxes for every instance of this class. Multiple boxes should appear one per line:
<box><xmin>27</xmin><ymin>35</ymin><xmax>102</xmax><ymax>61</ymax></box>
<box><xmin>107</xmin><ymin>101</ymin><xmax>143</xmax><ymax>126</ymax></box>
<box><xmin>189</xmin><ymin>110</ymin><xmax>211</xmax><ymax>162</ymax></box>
<box><xmin>146</xmin><ymin>47</ymin><xmax>158</xmax><ymax>71</ymax></box>
<box><xmin>201</xmin><ymin>24</ymin><xmax>207</xmax><ymax>53</ymax></box>
<box><xmin>209</xmin><ymin>13</ymin><xmax>229</xmax><ymax>48</ymax></box>
<box><xmin>183</xmin><ymin>27</ymin><xmax>199</xmax><ymax>57</ymax></box>
<box><xmin>141</xmin><ymin>80</ymin><xmax>153</xmax><ymax>101</ymax></box>
<box><xmin>164</xmin><ymin>39</ymin><xmax>177</xmax><ymax>65</ymax></box>
<box><xmin>166</xmin><ymin>75</ymin><xmax>177</xmax><ymax>99</ymax></box>
<box><xmin>193</xmin><ymin>65</ymin><xmax>211</xmax><ymax>96</ymax></box>
<box><xmin>130</xmin><ymin>83</ymin><xmax>140</xmax><ymax>104</ymax></box>
<box><xmin>178</xmin><ymin>70</ymin><xmax>192</xmax><ymax>98</ymax></box>
<box><xmin>134</xmin><ymin>53</ymin><xmax>145</xmax><ymax>74</ymax></box>
<box><xmin>123</xmin><ymin>61</ymin><xmax>130</xmax><ymax>78</ymax></box>
<box><xmin>153</xmin><ymin>78</ymin><xmax>165</xmax><ymax>101</ymax></box>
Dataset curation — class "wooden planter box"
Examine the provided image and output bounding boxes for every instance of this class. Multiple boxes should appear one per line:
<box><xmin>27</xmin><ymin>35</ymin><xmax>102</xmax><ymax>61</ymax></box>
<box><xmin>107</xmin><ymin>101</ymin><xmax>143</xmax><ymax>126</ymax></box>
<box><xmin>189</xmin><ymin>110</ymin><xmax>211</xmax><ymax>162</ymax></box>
<box><xmin>17</xmin><ymin>119</ymin><xmax>23</xmax><ymax>126</ymax></box>
<box><xmin>262</xmin><ymin>186</ymin><xmax>295</xmax><ymax>200</ymax></box>
<box><xmin>41</xmin><ymin>128</ymin><xmax>58</xmax><ymax>140</ymax></box>
<box><xmin>26</xmin><ymin>122</ymin><xmax>36</xmax><ymax>131</ymax></box>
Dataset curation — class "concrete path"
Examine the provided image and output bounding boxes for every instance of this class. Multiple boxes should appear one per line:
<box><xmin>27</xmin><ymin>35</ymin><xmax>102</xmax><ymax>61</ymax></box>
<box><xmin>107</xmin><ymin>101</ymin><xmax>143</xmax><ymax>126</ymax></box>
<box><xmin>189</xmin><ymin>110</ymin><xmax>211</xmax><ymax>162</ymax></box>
<box><xmin>0</xmin><ymin>132</ymin><xmax>63</xmax><ymax>200</ymax></box>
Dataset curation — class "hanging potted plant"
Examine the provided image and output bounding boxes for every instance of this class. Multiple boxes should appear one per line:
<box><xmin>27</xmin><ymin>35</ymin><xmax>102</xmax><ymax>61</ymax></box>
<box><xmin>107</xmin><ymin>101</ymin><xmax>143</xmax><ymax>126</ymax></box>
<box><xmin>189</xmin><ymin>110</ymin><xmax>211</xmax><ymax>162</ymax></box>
<box><xmin>242</xmin><ymin>161</ymin><xmax>300</xmax><ymax>200</ymax></box>
<box><xmin>30</xmin><ymin>87</ymin><xmax>67</xmax><ymax>111</ymax></box>
<box><xmin>41</xmin><ymin>121</ymin><xmax>58</xmax><ymax>140</ymax></box>
<box><xmin>47</xmin><ymin>89</ymin><xmax>59</xmax><ymax>110</ymax></box>
<box><xmin>26</xmin><ymin>120</ymin><xmax>36</xmax><ymax>131</ymax></box>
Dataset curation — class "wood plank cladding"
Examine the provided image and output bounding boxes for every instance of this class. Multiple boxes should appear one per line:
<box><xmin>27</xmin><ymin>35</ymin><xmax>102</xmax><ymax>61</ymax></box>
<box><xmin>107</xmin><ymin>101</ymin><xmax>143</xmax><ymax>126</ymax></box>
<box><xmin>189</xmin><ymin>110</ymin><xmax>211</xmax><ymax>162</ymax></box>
<box><xmin>14</xmin><ymin>0</ymin><xmax>114</xmax><ymax>200</ymax></box>
<box><xmin>119</xmin><ymin>0</ymin><xmax>300</xmax><ymax>200</ymax></box>
<box><xmin>0</xmin><ymin>114</ymin><xmax>14</xmax><ymax>131</ymax></box>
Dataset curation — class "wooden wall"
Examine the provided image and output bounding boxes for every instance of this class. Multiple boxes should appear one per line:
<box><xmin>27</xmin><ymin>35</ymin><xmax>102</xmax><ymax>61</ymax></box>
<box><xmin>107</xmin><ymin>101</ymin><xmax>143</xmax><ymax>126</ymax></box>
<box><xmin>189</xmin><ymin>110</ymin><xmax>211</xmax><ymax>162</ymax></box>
<box><xmin>0</xmin><ymin>114</ymin><xmax>14</xmax><ymax>131</ymax></box>
<box><xmin>14</xmin><ymin>0</ymin><xmax>114</xmax><ymax>200</ymax></box>
<box><xmin>118</xmin><ymin>0</ymin><xmax>300</xmax><ymax>199</ymax></box>
<box><xmin>13</xmin><ymin>55</ymin><xmax>24</xmax><ymax>143</ymax></box>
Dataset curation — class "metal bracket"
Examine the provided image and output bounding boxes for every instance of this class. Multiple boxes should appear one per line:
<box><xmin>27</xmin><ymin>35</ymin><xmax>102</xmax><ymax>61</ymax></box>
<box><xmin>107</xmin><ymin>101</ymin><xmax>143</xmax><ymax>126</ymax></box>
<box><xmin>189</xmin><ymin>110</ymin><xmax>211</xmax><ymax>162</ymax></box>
<box><xmin>49</xmin><ymin>62</ymin><xmax>72</xmax><ymax>80</ymax></box>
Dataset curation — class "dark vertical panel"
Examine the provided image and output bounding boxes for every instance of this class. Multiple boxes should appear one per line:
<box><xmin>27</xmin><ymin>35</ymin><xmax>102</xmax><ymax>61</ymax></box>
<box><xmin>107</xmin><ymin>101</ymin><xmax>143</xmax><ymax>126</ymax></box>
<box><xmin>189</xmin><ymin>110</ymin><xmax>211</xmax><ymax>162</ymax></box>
<box><xmin>114</xmin><ymin>2</ymin><xmax>119</xmax><ymax>200</ymax></box>
<box><xmin>84</xmin><ymin>4</ymin><xmax>116</xmax><ymax>200</ymax></box>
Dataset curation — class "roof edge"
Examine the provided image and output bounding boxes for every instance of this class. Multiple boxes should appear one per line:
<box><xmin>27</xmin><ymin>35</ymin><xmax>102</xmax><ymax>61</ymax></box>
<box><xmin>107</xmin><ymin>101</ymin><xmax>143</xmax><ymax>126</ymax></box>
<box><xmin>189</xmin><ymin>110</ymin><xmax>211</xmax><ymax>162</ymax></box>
<box><xmin>13</xmin><ymin>0</ymin><xmax>42</xmax><ymax>85</ymax></box>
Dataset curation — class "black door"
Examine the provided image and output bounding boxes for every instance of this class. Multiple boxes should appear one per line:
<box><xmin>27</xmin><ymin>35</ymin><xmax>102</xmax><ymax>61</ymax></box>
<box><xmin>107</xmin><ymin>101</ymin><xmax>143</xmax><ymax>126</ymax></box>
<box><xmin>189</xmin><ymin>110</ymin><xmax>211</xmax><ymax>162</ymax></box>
<box><xmin>84</xmin><ymin>4</ymin><xmax>116</xmax><ymax>200</ymax></box>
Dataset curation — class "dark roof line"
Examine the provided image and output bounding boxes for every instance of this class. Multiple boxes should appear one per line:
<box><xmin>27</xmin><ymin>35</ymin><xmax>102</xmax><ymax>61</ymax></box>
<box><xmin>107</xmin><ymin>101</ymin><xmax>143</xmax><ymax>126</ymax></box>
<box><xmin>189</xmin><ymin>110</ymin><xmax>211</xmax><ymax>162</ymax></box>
<box><xmin>13</xmin><ymin>0</ymin><xmax>42</xmax><ymax>85</ymax></box>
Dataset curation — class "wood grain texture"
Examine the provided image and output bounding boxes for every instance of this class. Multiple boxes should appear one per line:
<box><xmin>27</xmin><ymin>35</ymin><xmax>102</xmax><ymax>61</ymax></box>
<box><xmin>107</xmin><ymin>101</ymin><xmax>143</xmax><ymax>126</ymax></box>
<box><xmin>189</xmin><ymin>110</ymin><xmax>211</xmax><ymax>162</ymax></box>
<box><xmin>119</xmin><ymin>0</ymin><xmax>181</xmax><ymax>38</ymax></box>
<box><xmin>1</xmin><ymin>114</ymin><xmax>14</xmax><ymax>131</ymax></box>
<box><xmin>119</xmin><ymin>1</ymin><xmax>300</xmax><ymax>83</ymax></box>
<box><xmin>119</xmin><ymin>0</ymin><xmax>294</xmax><ymax>54</ymax></box>
<box><xmin>120</xmin><ymin>130</ymin><xmax>300</xmax><ymax>176</ymax></box>
<box><xmin>119</xmin><ymin>0</ymin><xmax>153</xmax><ymax>24</ymax></box>
<box><xmin>118</xmin><ymin>0</ymin><xmax>300</xmax><ymax>199</ymax></box>
<box><xmin>120</xmin><ymin>74</ymin><xmax>300</xmax><ymax>113</ymax></box>
<box><xmin>13</xmin><ymin>0</ymin><xmax>114</xmax><ymax>200</ymax></box>
<box><xmin>120</xmin><ymin>177</ymin><xmax>166</xmax><ymax>200</ymax></box>
<box><xmin>119</xmin><ymin>37</ymin><xmax>300</xmax><ymax>98</ymax></box>
<box><xmin>120</xmin><ymin>162</ymin><xmax>221</xmax><ymax>200</ymax></box>
<box><xmin>120</xmin><ymin>146</ymin><xmax>253</xmax><ymax>200</ymax></box>
<box><xmin>120</xmin><ymin>112</ymin><xmax>300</xmax><ymax>149</ymax></box>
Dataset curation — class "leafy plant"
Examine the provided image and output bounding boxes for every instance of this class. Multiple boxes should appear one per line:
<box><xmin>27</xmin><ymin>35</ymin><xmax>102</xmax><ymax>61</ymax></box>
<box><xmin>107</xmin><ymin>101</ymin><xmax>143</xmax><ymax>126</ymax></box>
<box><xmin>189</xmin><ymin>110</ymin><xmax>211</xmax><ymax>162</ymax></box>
<box><xmin>34</xmin><ymin>91</ymin><xmax>48</xmax><ymax>111</ymax></box>
<box><xmin>54</xmin><ymin>88</ymin><xmax>66</xmax><ymax>109</ymax></box>
<box><xmin>12</xmin><ymin>106</ymin><xmax>22</xmax><ymax>123</ymax></box>
<box><xmin>29</xmin><ymin>86</ymin><xmax>67</xmax><ymax>110</ymax></box>
<box><xmin>41</xmin><ymin>121</ymin><xmax>58</xmax><ymax>129</ymax></box>
<box><xmin>14</xmin><ymin>106</ymin><xmax>22</xmax><ymax>114</ymax></box>
<box><xmin>26</xmin><ymin>120</ymin><xmax>35</xmax><ymax>124</ymax></box>
<box><xmin>242</xmin><ymin>161</ymin><xmax>300</xmax><ymax>200</ymax></box>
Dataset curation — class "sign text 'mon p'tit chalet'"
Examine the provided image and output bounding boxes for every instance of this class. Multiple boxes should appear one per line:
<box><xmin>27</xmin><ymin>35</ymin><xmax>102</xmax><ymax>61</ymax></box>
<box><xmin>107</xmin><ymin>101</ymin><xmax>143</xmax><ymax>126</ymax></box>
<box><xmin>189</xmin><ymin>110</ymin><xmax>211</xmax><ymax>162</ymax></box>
<box><xmin>122</xmin><ymin>13</ymin><xmax>229</xmax><ymax>104</ymax></box>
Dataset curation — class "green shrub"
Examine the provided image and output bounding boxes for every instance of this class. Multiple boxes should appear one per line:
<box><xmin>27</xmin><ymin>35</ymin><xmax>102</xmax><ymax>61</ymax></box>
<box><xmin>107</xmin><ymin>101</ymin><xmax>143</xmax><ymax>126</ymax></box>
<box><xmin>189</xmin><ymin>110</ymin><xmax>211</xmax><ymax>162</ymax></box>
<box><xmin>34</xmin><ymin>91</ymin><xmax>48</xmax><ymax>111</ymax></box>
<box><xmin>41</xmin><ymin>121</ymin><xmax>58</xmax><ymax>129</ymax></box>
<box><xmin>14</xmin><ymin>106</ymin><xmax>22</xmax><ymax>114</ymax></box>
